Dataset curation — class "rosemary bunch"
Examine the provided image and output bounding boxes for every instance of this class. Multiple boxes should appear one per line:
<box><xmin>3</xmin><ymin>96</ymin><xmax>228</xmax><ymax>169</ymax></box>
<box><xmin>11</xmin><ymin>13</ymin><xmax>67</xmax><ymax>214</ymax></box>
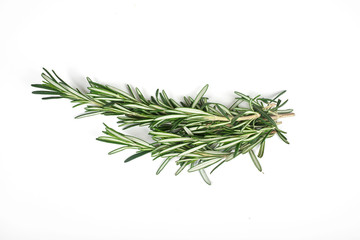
<box><xmin>32</xmin><ymin>68</ymin><xmax>294</xmax><ymax>185</ymax></box>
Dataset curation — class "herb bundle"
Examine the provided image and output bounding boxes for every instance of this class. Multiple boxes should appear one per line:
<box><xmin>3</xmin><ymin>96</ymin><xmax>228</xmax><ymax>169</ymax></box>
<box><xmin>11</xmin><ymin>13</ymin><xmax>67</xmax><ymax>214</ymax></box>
<box><xmin>32</xmin><ymin>69</ymin><xmax>294</xmax><ymax>185</ymax></box>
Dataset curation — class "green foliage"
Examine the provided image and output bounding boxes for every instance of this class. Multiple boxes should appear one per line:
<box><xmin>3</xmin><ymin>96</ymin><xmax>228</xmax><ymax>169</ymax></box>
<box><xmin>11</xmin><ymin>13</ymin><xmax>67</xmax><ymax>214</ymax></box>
<box><xmin>32</xmin><ymin>68</ymin><xmax>294</xmax><ymax>185</ymax></box>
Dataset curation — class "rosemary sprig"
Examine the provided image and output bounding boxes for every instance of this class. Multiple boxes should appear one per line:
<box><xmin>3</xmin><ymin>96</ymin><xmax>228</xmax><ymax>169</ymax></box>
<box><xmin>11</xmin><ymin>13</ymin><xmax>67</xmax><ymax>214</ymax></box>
<box><xmin>32</xmin><ymin>68</ymin><xmax>294</xmax><ymax>185</ymax></box>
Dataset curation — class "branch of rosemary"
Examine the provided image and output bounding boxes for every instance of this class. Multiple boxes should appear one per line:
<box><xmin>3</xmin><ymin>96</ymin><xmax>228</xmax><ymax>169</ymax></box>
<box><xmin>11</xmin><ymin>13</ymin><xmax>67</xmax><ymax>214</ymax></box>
<box><xmin>32</xmin><ymin>68</ymin><xmax>295</xmax><ymax>185</ymax></box>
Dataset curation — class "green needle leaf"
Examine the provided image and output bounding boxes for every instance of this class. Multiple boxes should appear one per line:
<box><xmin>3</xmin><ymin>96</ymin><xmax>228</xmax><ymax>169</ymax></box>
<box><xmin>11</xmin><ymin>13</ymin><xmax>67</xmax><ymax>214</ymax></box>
<box><xmin>42</xmin><ymin>96</ymin><xmax>63</xmax><ymax>100</ymax></box>
<box><xmin>75</xmin><ymin>112</ymin><xmax>101</xmax><ymax>119</ymax></box>
<box><xmin>249</xmin><ymin>150</ymin><xmax>262</xmax><ymax>172</ymax></box>
<box><xmin>178</xmin><ymin>144</ymin><xmax>207</xmax><ymax>157</ymax></box>
<box><xmin>210</xmin><ymin>160</ymin><xmax>225</xmax><ymax>174</ymax></box>
<box><xmin>191</xmin><ymin>84</ymin><xmax>209</xmax><ymax>108</ymax></box>
<box><xmin>273</xmin><ymin>90</ymin><xmax>286</xmax><ymax>101</ymax></box>
<box><xmin>277</xmin><ymin>131</ymin><xmax>290</xmax><ymax>144</ymax></box>
<box><xmin>108</xmin><ymin>147</ymin><xmax>127</xmax><ymax>155</ymax></box>
<box><xmin>199</xmin><ymin>169</ymin><xmax>211</xmax><ymax>185</ymax></box>
<box><xmin>124</xmin><ymin>151</ymin><xmax>151</xmax><ymax>163</ymax></box>
<box><xmin>188</xmin><ymin>158</ymin><xmax>221</xmax><ymax>172</ymax></box>
<box><xmin>258</xmin><ymin>140</ymin><xmax>265</xmax><ymax>158</ymax></box>
<box><xmin>32</xmin><ymin>90</ymin><xmax>59</xmax><ymax>95</ymax></box>
<box><xmin>175</xmin><ymin>162</ymin><xmax>189</xmax><ymax>176</ymax></box>
<box><xmin>156</xmin><ymin>157</ymin><xmax>173</xmax><ymax>175</ymax></box>
<box><xmin>234</xmin><ymin>143</ymin><xmax>241</xmax><ymax>157</ymax></box>
<box><xmin>96</xmin><ymin>136</ymin><xmax>128</xmax><ymax>145</ymax></box>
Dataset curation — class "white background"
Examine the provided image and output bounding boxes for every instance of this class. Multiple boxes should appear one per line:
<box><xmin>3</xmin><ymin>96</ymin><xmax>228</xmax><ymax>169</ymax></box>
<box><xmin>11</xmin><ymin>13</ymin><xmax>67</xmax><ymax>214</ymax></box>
<box><xmin>1</xmin><ymin>0</ymin><xmax>360</xmax><ymax>239</ymax></box>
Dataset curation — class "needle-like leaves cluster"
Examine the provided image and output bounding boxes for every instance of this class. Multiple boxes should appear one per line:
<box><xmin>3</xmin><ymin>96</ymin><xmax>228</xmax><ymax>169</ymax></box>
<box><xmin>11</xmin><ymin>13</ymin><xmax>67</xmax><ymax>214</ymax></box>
<box><xmin>32</xmin><ymin>68</ymin><xmax>294</xmax><ymax>185</ymax></box>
